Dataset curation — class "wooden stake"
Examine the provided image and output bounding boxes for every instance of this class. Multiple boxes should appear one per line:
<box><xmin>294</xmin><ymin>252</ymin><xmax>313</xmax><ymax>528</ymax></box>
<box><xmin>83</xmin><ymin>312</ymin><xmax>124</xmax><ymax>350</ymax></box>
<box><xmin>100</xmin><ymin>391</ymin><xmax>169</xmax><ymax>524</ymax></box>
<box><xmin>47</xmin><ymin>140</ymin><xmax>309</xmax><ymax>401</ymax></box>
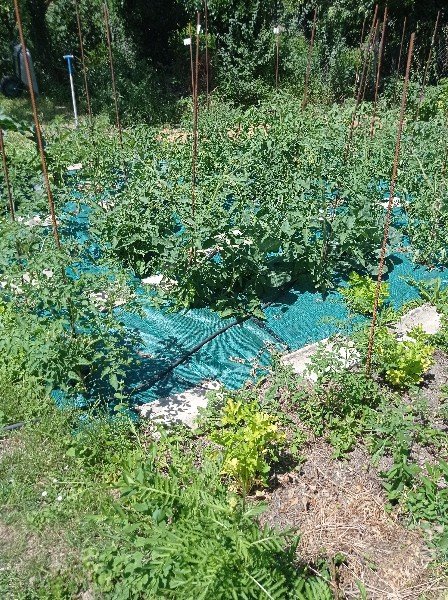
<box><xmin>191</xmin><ymin>13</ymin><xmax>201</xmax><ymax>231</ymax></box>
<box><xmin>0</xmin><ymin>130</ymin><xmax>15</xmax><ymax>221</ymax></box>
<box><xmin>361</xmin><ymin>18</ymin><xmax>379</xmax><ymax>104</ymax></box>
<box><xmin>353</xmin><ymin>14</ymin><xmax>367</xmax><ymax>99</ymax></box>
<box><xmin>103</xmin><ymin>2</ymin><xmax>123</xmax><ymax>148</ymax></box>
<box><xmin>74</xmin><ymin>0</ymin><xmax>92</xmax><ymax>123</ymax></box>
<box><xmin>366</xmin><ymin>33</ymin><xmax>415</xmax><ymax>376</ymax></box>
<box><xmin>370</xmin><ymin>6</ymin><xmax>388</xmax><ymax>137</ymax></box>
<box><xmin>204</xmin><ymin>0</ymin><xmax>210</xmax><ymax>108</ymax></box>
<box><xmin>302</xmin><ymin>8</ymin><xmax>317</xmax><ymax>109</ymax></box>
<box><xmin>344</xmin><ymin>8</ymin><xmax>379</xmax><ymax>160</ymax></box>
<box><xmin>275</xmin><ymin>30</ymin><xmax>280</xmax><ymax>90</ymax></box>
<box><xmin>397</xmin><ymin>16</ymin><xmax>407</xmax><ymax>75</ymax></box>
<box><xmin>13</xmin><ymin>0</ymin><xmax>60</xmax><ymax>248</ymax></box>
<box><xmin>417</xmin><ymin>11</ymin><xmax>441</xmax><ymax>118</ymax></box>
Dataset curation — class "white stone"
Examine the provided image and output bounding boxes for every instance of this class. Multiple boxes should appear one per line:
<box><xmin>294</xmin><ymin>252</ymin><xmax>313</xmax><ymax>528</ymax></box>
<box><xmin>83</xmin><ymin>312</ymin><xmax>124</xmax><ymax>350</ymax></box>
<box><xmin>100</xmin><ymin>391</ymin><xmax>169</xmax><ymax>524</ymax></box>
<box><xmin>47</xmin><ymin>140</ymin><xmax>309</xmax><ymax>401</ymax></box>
<box><xmin>281</xmin><ymin>337</ymin><xmax>360</xmax><ymax>382</ymax></box>
<box><xmin>142</xmin><ymin>274</ymin><xmax>164</xmax><ymax>286</ymax></box>
<box><xmin>394</xmin><ymin>303</ymin><xmax>442</xmax><ymax>338</ymax></box>
<box><xmin>137</xmin><ymin>380</ymin><xmax>221</xmax><ymax>429</ymax></box>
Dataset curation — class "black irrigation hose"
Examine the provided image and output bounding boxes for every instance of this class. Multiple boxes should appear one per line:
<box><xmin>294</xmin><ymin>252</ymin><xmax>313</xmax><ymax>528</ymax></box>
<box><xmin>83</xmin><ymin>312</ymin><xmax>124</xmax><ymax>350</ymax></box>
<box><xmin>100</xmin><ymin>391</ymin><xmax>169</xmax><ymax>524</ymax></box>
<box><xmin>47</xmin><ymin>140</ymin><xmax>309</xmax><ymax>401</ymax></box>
<box><xmin>1</xmin><ymin>421</ymin><xmax>26</xmax><ymax>432</ymax></box>
<box><xmin>129</xmin><ymin>280</ymin><xmax>299</xmax><ymax>397</ymax></box>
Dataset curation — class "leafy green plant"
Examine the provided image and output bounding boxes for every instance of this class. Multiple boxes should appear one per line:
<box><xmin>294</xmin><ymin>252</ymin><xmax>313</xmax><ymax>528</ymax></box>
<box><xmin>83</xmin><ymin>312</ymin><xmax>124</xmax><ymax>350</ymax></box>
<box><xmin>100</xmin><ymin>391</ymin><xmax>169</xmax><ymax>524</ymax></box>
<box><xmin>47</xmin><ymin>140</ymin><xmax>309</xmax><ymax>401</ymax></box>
<box><xmin>210</xmin><ymin>398</ymin><xmax>285</xmax><ymax>495</ymax></box>
<box><xmin>339</xmin><ymin>272</ymin><xmax>389</xmax><ymax>315</ymax></box>
<box><xmin>406</xmin><ymin>277</ymin><xmax>448</xmax><ymax>308</ymax></box>
<box><xmin>87</xmin><ymin>447</ymin><xmax>330</xmax><ymax>599</ymax></box>
<box><xmin>374</xmin><ymin>326</ymin><xmax>435</xmax><ymax>388</ymax></box>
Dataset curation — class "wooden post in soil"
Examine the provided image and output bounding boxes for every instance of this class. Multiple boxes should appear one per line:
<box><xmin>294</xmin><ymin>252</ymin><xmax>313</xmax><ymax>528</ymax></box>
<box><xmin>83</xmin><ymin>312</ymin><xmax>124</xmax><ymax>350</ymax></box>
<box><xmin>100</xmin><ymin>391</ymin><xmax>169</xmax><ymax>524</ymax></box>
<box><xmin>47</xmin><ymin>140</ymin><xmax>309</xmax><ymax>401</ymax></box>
<box><xmin>190</xmin><ymin>12</ymin><xmax>201</xmax><ymax>263</ymax></box>
<box><xmin>370</xmin><ymin>6</ymin><xmax>388</xmax><ymax>138</ymax></box>
<box><xmin>417</xmin><ymin>11</ymin><xmax>441</xmax><ymax>119</ymax></box>
<box><xmin>103</xmin><ymin>2</ymin><xmax>123</xmax><ymax>149</ymax></box>
<box><xmin>366</xmin><ymin>33</ymin><xmax>415</xmax><ymax>376</ymax></box>
<box><xmin>0</xmin><ymin>130</ymin><xmax>15</xmax><ymax>221</ymax></box>
<box><xmin>344</xmin><ymin>6</ymin><xmax>379</xmax><ymax>160</ymax></box>
<box><xmin>274</xmin><ymin>26</ymin><xmax>280</xmax><ymax>90</ymax></box>
<box><xmin>74</xmin><ymin>0</ymin><xmax>92</xmax><ymax>124</ymax></box>
<box><xmin>302</xmin><ymin>8</ymin><xmax>317</xmax><ymax>109</ymax></box>
<box><xmin>361</xmin><ymin>18</ymin><xmax>379</xmax><ymax>104</ymax></box>
<box><xmin>13</xmin><ymin>0</ymin><xmax>61</xmax><ymax>249</ymax></box>
<box><xmin>204</xmin><ymin>0</ymin><xmax>210</xmax><ymax>108</ymax></box>
<box><xmin>397</xmin><ymin>16</ymin><xmax>407</xmax><ymax>76</ymax></box>
<box><xmin>353</xmin><ymin>14</ymin><xmax>367</xmax><ymax>99</ymax></box>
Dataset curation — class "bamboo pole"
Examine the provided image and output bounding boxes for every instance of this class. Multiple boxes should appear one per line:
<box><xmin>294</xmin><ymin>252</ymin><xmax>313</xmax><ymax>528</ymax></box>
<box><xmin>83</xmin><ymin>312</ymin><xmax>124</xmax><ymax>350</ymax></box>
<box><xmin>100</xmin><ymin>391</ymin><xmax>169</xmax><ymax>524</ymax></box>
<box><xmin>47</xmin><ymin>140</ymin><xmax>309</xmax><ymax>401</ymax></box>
<box><xmin>13</xmin><ymin>0</ymin><xmax>60</xmax><ymax>248</ymax></box>
<box><xmin>0</xmin><ymin>130</ymin><xmax>15</xmax><ymax>221</ymax></box>
<box><xmin>103</xmin><ymin>2</ymin><xmax>123</xmax><ymax>148</ymax></box>
<box><xmin>366</xmin><ymin>33</ymin><xmax>415</xmax><ymax>376</ymax></box>
<box><xmin>302</xmin><ymin>8</ymin><xmax>317</xmax><ymax>109</ymax></box>
<box><xmin>74</xmin><ymin>0</ymin><xmax>92</xmax><ymax>123</ymax></box>
<box><xmin>370</xmin><ymin>6</ymin><xmax>388</xmax><ymax>137</ymax></box>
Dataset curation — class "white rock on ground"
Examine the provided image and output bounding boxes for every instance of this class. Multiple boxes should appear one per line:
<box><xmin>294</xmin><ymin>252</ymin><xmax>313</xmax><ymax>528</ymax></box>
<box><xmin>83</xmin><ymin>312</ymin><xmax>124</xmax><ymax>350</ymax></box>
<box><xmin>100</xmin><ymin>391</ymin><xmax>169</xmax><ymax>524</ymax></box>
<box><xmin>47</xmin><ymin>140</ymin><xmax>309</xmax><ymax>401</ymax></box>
<box><xmin>393</xmin><ymin>303</ymin><xmax>441</xmax><ymax>338</ymax></box>
<box><xmin>136</xmin><ymin>380</ymin><xmax>221</xmax><ymax>428</ymax></box>
<box><xmin>281</xmin><ymin>337</ymin><xmax>360</xmax><ymax>382</ymax></box>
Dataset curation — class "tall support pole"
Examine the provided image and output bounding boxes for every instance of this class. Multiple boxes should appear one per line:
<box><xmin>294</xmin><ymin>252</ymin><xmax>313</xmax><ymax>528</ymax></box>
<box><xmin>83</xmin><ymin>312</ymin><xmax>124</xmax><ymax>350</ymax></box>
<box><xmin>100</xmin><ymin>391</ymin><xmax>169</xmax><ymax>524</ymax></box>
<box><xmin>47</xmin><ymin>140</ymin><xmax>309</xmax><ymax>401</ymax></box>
<box><xmin>74</xmin><ymin>0</ymin><xmax>92</xmax><ymax>123</ymax></box>
<box><xmin>13</xmin><ymin>0</ymin><xmax>60</xmax><ymax>249</ymax></box>
<box><xmin>275</xmin><ymin>28</ymin><xmax>280</xmax><ymax>90</ymax></box>
<box><xmin>344</xmin><ymin>7</ymin><xmax>379</xmax><ymax>160</ymax></box>
<box><xmin>397</xmin><ymin>16</ymin><xmax>407</xmax><ymax>76</ymax></box>
<box><xmin>0</xmin><ymin>130</ymin><xmax>15</xmax><ymax>221</ymax></box>
<box><xmin>187</xmin><ymin>25</ymin><xmax>195</xmax><ymax>103</ymax></box>
<box><xmin>192</xmin><ymin>13</ymin><xmax>201</xmax><ymax>205</ymax></box>
<box><xmin>353</xmin><ymin>14</ymin><xmax>367</xmax><ymax>99</ymax></box>
<box><xmin>370</xmin><ymin>6</ymin><xmax>388</xmax><ymax>137</ymax></box>
<box><xmin>361</xmin><ymin>18</ymin><xmax>379</xmax><ymax>104</ymax></box>
<box><xmin>417</xmin><ymin>10</ymin><xmax>441</xmax><ymax>119</ymax></box>
<box><xmin>302</xmin><ymin>8</ymin><xmax>317</xmax><ymax>109</ymax></box>
<box><xmin>103</xmin><ymin>2</ymin><xmax>123</xmax><ymax>148</ymax></box>
<box><xmin>366</xmin><ymin>33</ymin><xmax>415</xmax><ymax>376</ymax></box>
<box><xmin>204</xmin><ymin>0</ymin><xmax>210</xmax><ymax>108</ymax></box>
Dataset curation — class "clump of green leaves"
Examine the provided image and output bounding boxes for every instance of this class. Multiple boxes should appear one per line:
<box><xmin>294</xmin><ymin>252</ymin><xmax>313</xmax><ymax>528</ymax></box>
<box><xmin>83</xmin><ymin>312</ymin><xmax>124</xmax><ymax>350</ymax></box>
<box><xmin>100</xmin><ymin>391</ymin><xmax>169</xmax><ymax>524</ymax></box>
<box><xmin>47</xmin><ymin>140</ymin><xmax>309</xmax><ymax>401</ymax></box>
<box><xmin>87</xmin><ymin>446</ymin><xmax>329</xmax><ymax>599</ymax></box>
<box><xmin>374</xmin><ymin>326</ymin><xmax>435</xmax><ymax>388</ymax></box>
<box><xmin>294</xmin><ymin>366</ymin><xmax>386</xmax><ymax>457</ymax></box>
<box><xmin>210</xmin><ymin>398</ymin><xmax>285</xmax><ymax>495</ymax></box>
<box><xmin>340</xmin><ymin>272</ymin><xmax>389</xmax><ymax>315</ymax></box>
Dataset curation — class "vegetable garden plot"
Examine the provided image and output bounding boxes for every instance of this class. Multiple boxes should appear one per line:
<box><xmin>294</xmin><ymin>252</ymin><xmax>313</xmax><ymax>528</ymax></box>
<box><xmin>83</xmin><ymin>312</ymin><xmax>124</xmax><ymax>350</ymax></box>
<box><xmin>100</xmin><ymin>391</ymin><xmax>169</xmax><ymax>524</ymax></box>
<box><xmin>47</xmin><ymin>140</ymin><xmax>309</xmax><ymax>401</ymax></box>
<box><xmin>53</xmin><ymin>191</ymin><xmax>446</xmax><ymax>408</ymax></box>
<box><xmin>2</xmin><ymin>97</ymin><xmax>448</xmax><ymax>411</ymax></box>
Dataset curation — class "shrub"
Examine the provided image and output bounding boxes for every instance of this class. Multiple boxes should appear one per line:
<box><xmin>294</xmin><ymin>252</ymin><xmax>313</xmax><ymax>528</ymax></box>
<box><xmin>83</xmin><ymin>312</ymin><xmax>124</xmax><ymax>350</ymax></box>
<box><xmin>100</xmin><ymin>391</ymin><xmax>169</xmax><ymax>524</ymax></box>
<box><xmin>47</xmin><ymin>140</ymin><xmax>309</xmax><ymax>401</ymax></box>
<box><xmin>87</xmin><ymin>447</ymin><xmax>330</xmax><ymax>599</ymax></box>
<box><xmin>210</xmin><ymin>398</ymin><xmax>285</xmax><ymax>495</ymax></box>
<box><xmin>374</xmin><ymin>326</ymin><xmax>435</xmax><ymax>388</ymax></box>
<box><xmin>340</xmin><ymin>272</ymin><xmax>389</xmax><ymax>315</ymax></box>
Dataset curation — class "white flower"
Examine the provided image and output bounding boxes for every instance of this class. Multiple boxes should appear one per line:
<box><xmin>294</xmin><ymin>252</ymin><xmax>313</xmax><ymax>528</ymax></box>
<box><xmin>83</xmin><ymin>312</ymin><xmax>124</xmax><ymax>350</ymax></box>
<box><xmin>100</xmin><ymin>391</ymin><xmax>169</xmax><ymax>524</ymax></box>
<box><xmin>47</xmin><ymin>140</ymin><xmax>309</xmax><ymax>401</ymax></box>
<box><xmin>42</xmin><ymin>269</ymin><xmax>54</xmax><ymax>278</ymax></box>
<box><xmin>52</xmin><ymin>478</ymin><xmax>57</xmax><ymax>483</ymax></box>
<box><xmin>232</xmin><ymin>229</ymin><xmax>242</xmax><ymax>236</ymax></box>
<box><xmin>56</xmin><ymin>495</ymin><xmax>63</xmax><ymax>502</ymax></box>
<box><xmin>41</xmin><ymin>491</ymin><xmax>48</xmax><ymax>497</ymax></box>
